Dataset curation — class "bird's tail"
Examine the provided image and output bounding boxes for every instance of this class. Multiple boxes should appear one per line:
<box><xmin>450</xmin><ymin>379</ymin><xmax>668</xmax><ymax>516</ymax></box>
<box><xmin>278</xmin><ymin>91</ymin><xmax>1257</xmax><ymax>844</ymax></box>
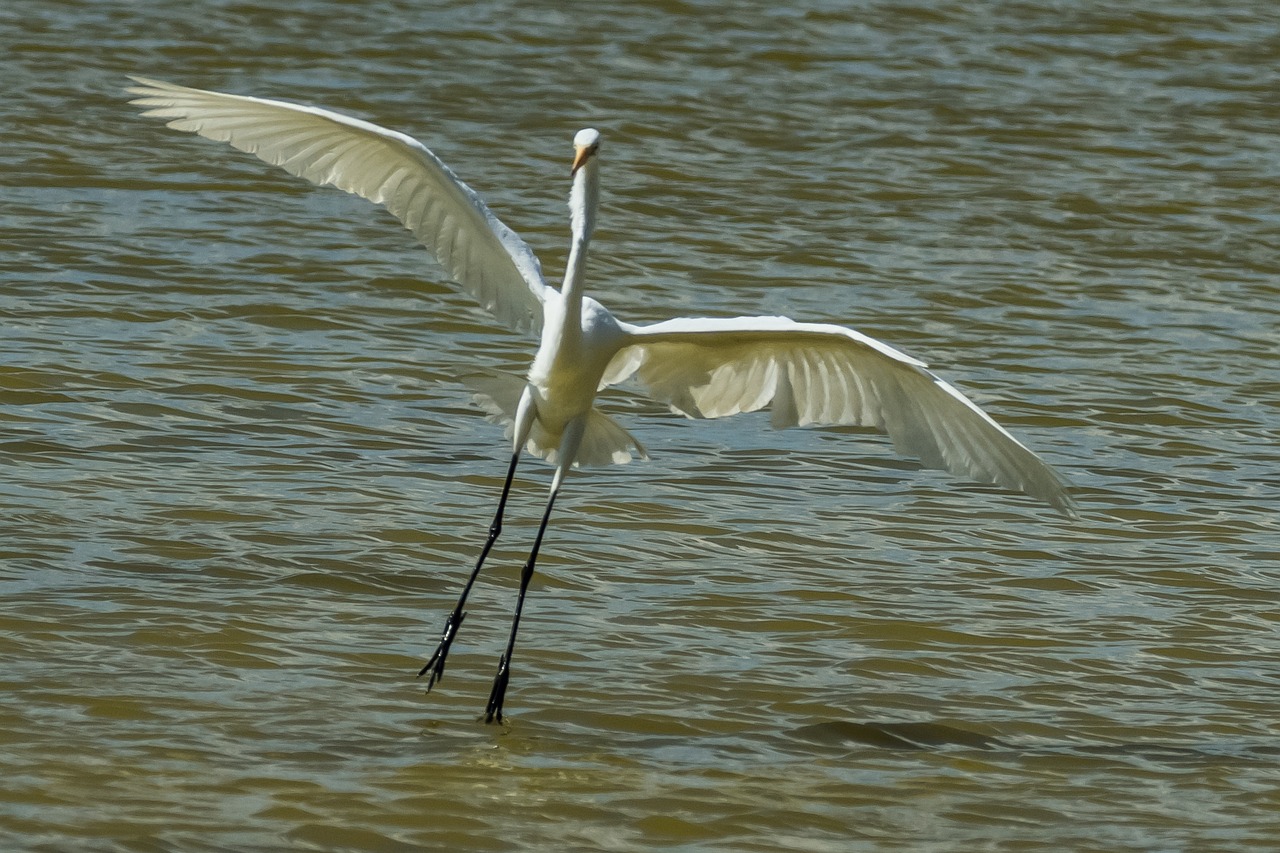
<box><xmin>464</xmin><ymin>370</ymin><xmax>647</xmax><ymax>467</ymax></box>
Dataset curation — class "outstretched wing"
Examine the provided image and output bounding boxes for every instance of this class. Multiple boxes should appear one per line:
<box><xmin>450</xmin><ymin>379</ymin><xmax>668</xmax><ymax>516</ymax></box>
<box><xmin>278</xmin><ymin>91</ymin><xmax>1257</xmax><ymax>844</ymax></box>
<box><xmin>127</xmin><ymin>76</ymin><xmax>550</xmax><ymax>336</ymax></box>
<box><xmin>612</xmin><ymin>316</ymin><xmax>1075</xmax><ymax>514</ymax></box>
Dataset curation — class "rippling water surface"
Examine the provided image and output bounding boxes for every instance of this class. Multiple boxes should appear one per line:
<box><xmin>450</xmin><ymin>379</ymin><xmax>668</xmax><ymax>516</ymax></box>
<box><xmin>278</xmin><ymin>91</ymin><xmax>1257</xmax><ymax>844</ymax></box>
<box><xmin>4</xmin><ymin>1</ymin><xmax>1280</xmax><ymax>850</ymax></box>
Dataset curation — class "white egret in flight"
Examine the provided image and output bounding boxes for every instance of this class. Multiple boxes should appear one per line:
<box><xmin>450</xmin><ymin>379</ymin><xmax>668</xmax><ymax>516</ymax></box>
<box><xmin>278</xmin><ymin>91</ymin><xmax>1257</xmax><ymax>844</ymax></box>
<box><xmin>128</xmin><ymin>77</ymin><xmax>1074</xmax><ymax>722</ymax></box>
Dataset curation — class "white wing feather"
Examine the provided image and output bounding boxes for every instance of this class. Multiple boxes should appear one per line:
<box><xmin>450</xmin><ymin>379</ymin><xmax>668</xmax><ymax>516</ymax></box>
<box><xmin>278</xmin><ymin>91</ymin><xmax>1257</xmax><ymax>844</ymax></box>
<box><xmin>613</xmin><ymin>316</ymin><xmax>1075</xmax><ymax>514</ymax></box>
<box><xmin>127</xmin><ymin>76</ymin><xmax>550</xmax><ymax>335</ymax></box>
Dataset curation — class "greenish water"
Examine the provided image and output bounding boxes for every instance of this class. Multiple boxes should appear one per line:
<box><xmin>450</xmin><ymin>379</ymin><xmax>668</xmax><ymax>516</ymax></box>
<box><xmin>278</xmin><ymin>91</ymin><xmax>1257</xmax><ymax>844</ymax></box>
<box><xmin>3</xmin><ymin>1</ymin><xmax>1279</xmax><ymax>850</ymax></box>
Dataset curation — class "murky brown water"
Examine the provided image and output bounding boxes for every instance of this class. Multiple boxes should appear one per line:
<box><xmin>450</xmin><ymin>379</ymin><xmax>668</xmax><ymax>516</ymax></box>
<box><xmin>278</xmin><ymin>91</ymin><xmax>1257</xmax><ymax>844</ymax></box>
<box><xmin>4</xmin><ymin>1</ymin><xmax>1280</xmax><ymax>850</ymax></box>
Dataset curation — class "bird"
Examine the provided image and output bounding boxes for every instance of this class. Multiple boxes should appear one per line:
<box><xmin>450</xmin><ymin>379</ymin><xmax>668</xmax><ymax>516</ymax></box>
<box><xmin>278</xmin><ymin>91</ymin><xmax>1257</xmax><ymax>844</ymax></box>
<box><xmin>127</xmin><ymin>76</ymin><xmax>1075</xmax><ymax>722</ymax></box>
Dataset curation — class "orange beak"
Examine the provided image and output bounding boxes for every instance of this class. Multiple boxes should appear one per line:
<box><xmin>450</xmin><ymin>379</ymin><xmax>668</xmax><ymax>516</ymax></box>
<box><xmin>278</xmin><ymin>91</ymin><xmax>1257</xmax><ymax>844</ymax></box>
<box><xmin>571</xmin><ymin>145</ymin><xmax>592</xmax><ymax>176</ymax></box>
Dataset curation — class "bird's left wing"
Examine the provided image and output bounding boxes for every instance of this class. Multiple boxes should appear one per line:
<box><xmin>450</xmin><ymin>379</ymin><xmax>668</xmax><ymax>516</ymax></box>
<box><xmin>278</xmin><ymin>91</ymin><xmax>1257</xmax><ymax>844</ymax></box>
<box><xmin>611</xmin><ymin>316</ymin><xmax>1075</xmax><ymax>514</ymax></box>
<box><xmin>127</xmin><ymin>76</ymin><xmax>550</xmax><ymax>336</ymax></box>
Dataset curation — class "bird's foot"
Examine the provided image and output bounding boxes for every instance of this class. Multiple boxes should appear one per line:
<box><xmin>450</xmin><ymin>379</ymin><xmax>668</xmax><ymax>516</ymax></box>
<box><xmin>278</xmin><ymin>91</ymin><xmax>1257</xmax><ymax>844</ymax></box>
<box><xmin>483</xmin><ymin>656</ymin><xmax>511</xmax><ymax>724</ymax></box>
<box><xmin>417</xmin><ymin>609</ymin><xmax>466</xmax><ymax>690</ymax></box>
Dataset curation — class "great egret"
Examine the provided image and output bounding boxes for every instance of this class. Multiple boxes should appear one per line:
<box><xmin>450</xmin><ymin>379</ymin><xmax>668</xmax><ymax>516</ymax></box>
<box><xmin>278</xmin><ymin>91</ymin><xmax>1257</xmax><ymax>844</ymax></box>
<box><xmin>127</xmin><ymin>77</ymin><xmax>1074</xmax><ymax>722</ymax></box>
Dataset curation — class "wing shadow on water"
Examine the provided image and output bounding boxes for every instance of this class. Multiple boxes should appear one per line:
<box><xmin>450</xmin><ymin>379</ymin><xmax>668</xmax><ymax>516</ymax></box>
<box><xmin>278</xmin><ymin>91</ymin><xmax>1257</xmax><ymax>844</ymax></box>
<box><xmin>789</xmin><ymin>719</ymin><xmax>1280</xmax><ymax>766</ymax></box>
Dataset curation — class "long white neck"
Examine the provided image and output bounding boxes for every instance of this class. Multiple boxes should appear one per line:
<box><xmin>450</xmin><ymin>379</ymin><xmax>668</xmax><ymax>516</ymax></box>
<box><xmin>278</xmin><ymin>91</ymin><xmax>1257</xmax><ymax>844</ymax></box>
<box><xmin>560</xmin><ymin>157</ymin><xmax>599</xmax><ymax>327</ymax></box>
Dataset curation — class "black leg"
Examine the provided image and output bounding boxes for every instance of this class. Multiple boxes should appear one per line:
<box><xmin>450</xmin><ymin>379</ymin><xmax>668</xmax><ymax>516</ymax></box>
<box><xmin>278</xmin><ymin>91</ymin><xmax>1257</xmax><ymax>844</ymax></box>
<box><xmin>484</xmin><ymin>487</ymin><xmax>559</xmax><ymax>723</ymax></box>
<box><xmin>418</xmin><ymin>451</ymin><xmax>521</xmax><ymax>689</ymax></box>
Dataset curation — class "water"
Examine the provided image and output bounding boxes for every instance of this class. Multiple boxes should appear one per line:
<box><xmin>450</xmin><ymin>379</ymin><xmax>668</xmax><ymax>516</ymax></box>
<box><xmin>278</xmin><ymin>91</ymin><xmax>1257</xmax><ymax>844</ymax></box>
<box><xmin>4</xmin><ymin>0</ymin><xmax>1280</xmax><ymax>849</ymax></box>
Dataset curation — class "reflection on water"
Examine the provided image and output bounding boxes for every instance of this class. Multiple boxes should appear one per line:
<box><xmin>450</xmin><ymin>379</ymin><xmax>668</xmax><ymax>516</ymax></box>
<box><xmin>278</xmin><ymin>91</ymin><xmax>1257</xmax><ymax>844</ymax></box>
<box><xmin>3</xmin><ymin>0</ymin><xmax>1280</xmax><ymax>850</ymax></box>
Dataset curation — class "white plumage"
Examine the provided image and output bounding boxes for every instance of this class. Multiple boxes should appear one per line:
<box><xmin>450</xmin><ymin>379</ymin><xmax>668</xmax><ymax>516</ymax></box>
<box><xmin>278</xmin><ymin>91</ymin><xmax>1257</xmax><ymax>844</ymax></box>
<box><xmin>129</xmin><ymin>77</ymin><xmax>1075</xmax><ymax>721</ymax></box>
<box><xmin>128</xmin><ymin>76</ymin><xmax>549</xmax><ymax>335</ymax></box>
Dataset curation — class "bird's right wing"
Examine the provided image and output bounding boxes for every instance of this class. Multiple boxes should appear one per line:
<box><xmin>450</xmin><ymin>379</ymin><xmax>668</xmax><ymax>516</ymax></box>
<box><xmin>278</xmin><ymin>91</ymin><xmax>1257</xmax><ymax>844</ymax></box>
<box><xmin>127</xmin><ymin>76</ymin><xmax>551</xmax><ymax>336</ymax></box>
<box><xmin>612</xmin><ymin>316</ymin><xmax>1075</xmax><ymax>514</ymax></box>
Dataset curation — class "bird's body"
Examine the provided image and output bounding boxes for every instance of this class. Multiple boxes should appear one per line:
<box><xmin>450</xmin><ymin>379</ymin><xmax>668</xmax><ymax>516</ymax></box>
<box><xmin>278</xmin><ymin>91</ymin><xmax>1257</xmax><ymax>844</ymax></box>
<box><xmin>128</xmin><ymin>77</ymin><xmax>1074</xmax><ymax>722</ymax></box>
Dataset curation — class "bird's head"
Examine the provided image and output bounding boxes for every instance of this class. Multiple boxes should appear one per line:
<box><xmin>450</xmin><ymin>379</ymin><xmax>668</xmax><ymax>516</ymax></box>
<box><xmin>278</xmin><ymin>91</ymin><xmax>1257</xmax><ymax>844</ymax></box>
<box><xmin>571</xmin><ymin>128</ymin><xmax>600</xmax><ymax>176</ymax></box>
